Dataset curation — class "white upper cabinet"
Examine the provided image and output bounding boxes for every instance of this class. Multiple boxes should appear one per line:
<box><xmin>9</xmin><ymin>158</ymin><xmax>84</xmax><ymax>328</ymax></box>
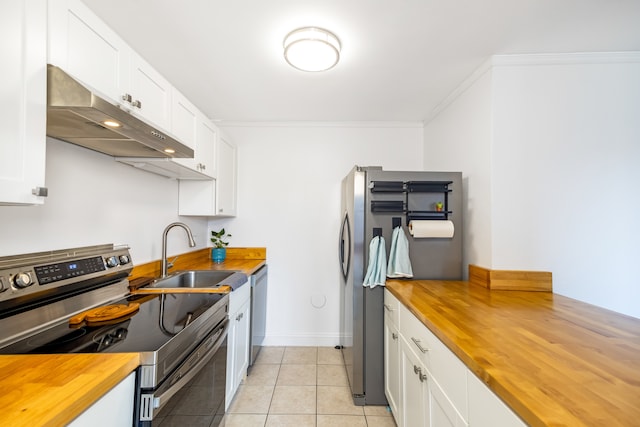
<box><xmin>171</xmin><ymin>89</ymin><xmax>199</xmax><ymax>155</ymax></box>
<box><xmin>0</xmin><ymin>0</ymin><xmax>48</xmax><ymax>205</ymax></box>
<box><xmin>130</xmin><ymin>53</ymin><xmax>172</xmax><ymax>131</ymax></box>
<box><xmin>49</xmin><ymin>0</ymin><xmax>172</xmax><ymax>131</ymax></box>
<box><xmin>172</xmin><ymin>90</ymin><xmax>215</xmax><ymax>175</ymax></box>
<box><xmin>178</xmin><ymin>129</ymin><xmax>237</xmax><ymax>217</ymax></box>
<box><xmin>48</xmin><ymin>0</ymin><xmax>131</xmax><ymax>104</ymax></box>
<box><xmin>216</xmin><ymin>137</ymin><xmax>237</xmax><ymax>216</ymax></box>
<box><xmin>48</xmin><ymin>0</ymin><xmax>228</xmax><ymax>182</ymax></box>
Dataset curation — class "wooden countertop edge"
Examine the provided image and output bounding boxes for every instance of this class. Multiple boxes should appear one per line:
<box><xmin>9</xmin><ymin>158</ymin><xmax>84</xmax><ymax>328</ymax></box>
<box><xmin>0</xmin><ymin>353</ymin><xmax>140</xmax><ymax>427</ymax></box>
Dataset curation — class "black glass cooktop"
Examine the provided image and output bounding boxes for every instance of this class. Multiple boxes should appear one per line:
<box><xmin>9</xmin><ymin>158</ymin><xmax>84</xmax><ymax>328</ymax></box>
<box><xmin>0</xmin><ymin>292</ymin><xmax>225</xmax><ymax>354</ymax></box>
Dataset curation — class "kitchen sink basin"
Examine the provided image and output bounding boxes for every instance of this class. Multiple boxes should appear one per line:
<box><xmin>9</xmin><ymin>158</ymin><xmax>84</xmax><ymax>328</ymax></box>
<box><xmin>150</xmin><ymin>270</ymin><xmax>248</xmax><ymax>290</ymax></box>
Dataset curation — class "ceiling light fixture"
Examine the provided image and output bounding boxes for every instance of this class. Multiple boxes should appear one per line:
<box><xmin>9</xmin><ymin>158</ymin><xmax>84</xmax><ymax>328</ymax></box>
<box><xmin>283</xmin><ymin>27</ymin><xmax>341</xmax><ymax>72</ymax></box>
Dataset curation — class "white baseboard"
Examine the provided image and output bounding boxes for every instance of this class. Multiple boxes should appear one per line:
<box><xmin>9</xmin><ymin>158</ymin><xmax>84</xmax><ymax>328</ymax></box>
<box><xmin>261</xmin><ymin>334</ymin><xmax>341</xmax><ymax>347</ymax></box>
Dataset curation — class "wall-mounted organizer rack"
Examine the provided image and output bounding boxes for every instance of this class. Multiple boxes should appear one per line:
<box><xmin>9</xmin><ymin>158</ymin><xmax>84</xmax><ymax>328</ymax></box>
<box><xmin>369</xmin><ymin>180</ymin><xmax>453</xmax><ymax>222</ymax></box>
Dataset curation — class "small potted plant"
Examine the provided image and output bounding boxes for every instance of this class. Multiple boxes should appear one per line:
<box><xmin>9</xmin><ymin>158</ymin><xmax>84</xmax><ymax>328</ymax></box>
<box><xmin>210</xmin><ymin>228</ymin><xmax>231</xmax><ymax>263</ymax></box>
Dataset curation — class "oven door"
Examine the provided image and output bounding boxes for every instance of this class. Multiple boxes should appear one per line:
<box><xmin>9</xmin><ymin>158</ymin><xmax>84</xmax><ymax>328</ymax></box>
<box><xmin>137</xmin><ymin>318</ymin><xmax>229</xmax><ymax>426</ymax></box>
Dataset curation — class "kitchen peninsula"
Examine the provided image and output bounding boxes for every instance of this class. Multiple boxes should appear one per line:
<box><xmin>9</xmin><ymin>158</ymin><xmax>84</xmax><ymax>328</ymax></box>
<box><xmin>386</xmin><ymin>278</ymin><xmax>640</xmax><ymax>427</ymax></box>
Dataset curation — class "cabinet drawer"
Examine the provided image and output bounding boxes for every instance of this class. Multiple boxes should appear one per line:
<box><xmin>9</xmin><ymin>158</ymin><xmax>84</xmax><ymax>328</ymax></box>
<box><xmin>384</xmin><ymin>289</ymin><xmax>400</xmax><ymax>327</ymax></box>
<box><xmin>399</xmin><ymin>303</ymin><xmax>432</xmax><ymax>368</ymax></box>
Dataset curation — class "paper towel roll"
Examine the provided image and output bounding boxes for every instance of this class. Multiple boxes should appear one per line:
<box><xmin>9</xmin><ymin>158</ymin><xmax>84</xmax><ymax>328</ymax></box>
<box><xmin>408</xmin><ymin>220</ymin><xmax>454</xmax><ymax>238</ymax></box>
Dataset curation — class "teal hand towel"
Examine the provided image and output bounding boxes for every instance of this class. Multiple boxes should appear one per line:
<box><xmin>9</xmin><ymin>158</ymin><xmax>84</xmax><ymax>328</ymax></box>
<box><xmin>387</xmin><ymin>226</ymin><xmax>414</xmax><ymax>278</ymax></box>
<box><xmin>363</xmin><ymin>236</ymin><xmax>387</xmax><ymax>288</ymax></box>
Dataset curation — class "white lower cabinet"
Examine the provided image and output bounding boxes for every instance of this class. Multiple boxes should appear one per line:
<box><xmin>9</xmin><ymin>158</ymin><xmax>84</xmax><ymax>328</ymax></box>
<box><xmin>226</xmin><ymin>283</ymin><xmax>251</xmax><ymax>410</ymax></box>
<box><xmin>430</xmin><ymin>375</ymin><xmax>468</xmax><ymax>427</ymax></box>
<box><xmin>384</xmin><ymin>291</ymin><xmax>402</xmax><ymax>424</ymax></box>
<box><xmin>68</xmin><ymin>371</ymin><xmax>135</xmax><ymax>426</ymax></box>
<box><xmin>385</xmin><ymin>289</ymin><xmax>470</xmax><ymax>427</ymax></box>
<box><xmin>400</xmin><ymin>335</ymin><xmax>429</xmax><ymax>427</ymax></box>
<box><xmin>468</xmin><ymin>373</ymin><xmax>527</xmax><ymax>427</ymax></box>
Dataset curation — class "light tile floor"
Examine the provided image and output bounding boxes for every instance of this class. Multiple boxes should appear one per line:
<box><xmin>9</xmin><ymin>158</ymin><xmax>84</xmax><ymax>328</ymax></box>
<box><xmin>225</xmin><ymin>346</ymin><xmax>397</xmax><ymax>427</ymax></box>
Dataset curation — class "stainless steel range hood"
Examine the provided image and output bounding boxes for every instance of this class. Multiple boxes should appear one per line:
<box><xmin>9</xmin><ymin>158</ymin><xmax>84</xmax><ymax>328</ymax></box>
<box><xmin>46</xmin><ymin>65</ymin><xmax>193</xmax><ymax>159</ymax></box>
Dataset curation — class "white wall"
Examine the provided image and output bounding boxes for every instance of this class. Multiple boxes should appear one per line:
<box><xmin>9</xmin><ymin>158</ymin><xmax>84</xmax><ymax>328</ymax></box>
<box><xmin>423</xmin><ymin>64</ymin><xmax>494</xmax><ymax>271</ymax></box>
<box><xmin>424</xmin><ymin>53</ymin><xmax>640</xmax><ymax>319</ymax></box>
<box><xmin>215</xmin><ymin>123</ymin><xmax>424</xmax><ymax>345</ymax></box>
<box><xmin>0</xmin><ymin>138</ymin><xmax>209</xmax><ymax>261</ymax></box>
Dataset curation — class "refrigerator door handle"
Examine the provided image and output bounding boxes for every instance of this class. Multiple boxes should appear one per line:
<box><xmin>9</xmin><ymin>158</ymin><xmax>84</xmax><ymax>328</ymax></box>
<box><xmin>339</xmin><ymin>212</ymin><xmax>351</xmax><ymax>281</ymax></box>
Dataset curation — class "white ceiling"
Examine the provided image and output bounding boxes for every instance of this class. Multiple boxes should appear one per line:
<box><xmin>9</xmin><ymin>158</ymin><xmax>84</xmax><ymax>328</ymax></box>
<box><xmin>81</xmin><ymin>0</ymin><xmax>640</xmax><ymax>123</ymax></box>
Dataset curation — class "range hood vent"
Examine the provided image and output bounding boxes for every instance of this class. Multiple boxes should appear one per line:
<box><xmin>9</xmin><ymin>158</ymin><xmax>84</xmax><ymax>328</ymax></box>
<box><xmin>46</xmin><ymin>65</ymin><xmax>193</xmax><ymax>159</ymax></box>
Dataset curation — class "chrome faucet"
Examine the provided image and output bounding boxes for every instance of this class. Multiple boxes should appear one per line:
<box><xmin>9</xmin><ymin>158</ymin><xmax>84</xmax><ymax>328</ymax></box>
<box><xmin>161</xmin><ymin>222</ymin><xmax>196</xmax><ymax>278</ymax></box>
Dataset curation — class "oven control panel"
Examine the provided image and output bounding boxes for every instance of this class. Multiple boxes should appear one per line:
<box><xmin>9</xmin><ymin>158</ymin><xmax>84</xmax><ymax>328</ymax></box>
<box><xmin>34</xmin><ymin>256</ymin><xmax>107</xmax><ymax>285</ymax></box>
<box><xmin>0</xmin><ymin>245</ymin><xmax>132</xmax><ymax>303</ymax></box>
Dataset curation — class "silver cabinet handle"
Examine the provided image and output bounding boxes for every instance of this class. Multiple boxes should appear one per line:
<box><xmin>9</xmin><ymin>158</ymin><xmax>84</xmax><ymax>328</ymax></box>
<box><xmin>236</xmin><ymin>312</ymin><xmax>243</xmax><ymax>321</ymax></box>
<box><xmin>413</xmin><ymin>365</ymin><xmax>427</xmax><ymax>382</ymax></box>
<box><xmin>122</xmin><ymin>93</ymin><xmax>132</xmax><ymax>103</ymax></box>
<box><xmin>392</xmin><ymin>332</ymin><xmax>398</xmax><ymax>340</ymax></box>
<box><xmin>32</xmin><ymin>187</ymin><xmax>48</xmax><ymax>197</ymax></box>
<box><xmin>411</xmin><ymin>337</ymin><xmax>429</xmax><ymax>354</ymax></box>
<box><xmin>132</xmin><ymin>99</ymin><xmax>142</xmax><ymax>108</ymax></box>
<box><xmin>383</xmin><ymin>303</ymin><xmax>394</xmax><ymax>312</ymax></box>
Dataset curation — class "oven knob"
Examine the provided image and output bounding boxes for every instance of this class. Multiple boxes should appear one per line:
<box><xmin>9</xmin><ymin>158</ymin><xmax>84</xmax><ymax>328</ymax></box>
<box><xmin>105</xmin><ymin>256</ymin><xmax>119</xmax><ymax>268</ymax></box>
<box><xmin>118</xmin><ymin>255</ymin><xmax>130</xmax><ymax>265</ymax></box>
<box><xmin>13</xmin><ymin>272</ymin><xmax>33</xmax><ymax>288</ymax></box>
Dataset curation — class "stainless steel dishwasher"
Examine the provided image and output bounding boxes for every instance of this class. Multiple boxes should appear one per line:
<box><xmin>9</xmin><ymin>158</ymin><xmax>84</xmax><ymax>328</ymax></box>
<box><xmin>249</xmin><ymin>265</ymin><xmax>268</xmax><ymax>367</ymax></box>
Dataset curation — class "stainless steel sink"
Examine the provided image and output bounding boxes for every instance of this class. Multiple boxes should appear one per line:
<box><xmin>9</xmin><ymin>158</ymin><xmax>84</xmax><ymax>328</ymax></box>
<box><xmin>150</xmin><ymin>270</ymin><xmax>248</xmax><ymax>290</ymax></box>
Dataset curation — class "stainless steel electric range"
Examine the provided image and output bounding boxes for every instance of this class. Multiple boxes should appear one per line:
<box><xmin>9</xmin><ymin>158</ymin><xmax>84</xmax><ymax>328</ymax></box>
<box><xmin>0</xmin><ymin>244</ymin><xmax>232</xmax><ymax>426</ymax></box>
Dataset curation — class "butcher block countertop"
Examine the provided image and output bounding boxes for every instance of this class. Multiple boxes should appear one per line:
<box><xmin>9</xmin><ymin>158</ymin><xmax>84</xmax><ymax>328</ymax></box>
<box><xmin>128</xmin><ymin>247</ymin><xmax>267</xmax><ymax>281</ymax></box>
<box><xmin>386</xmin><ymin>280</ymin><xmax>640</xmax><ymax>427</ymax></box>
<box><xmin>0</xmin><ymin>353</ymin><xmax>139</xmax><ymax>427</ymax></box>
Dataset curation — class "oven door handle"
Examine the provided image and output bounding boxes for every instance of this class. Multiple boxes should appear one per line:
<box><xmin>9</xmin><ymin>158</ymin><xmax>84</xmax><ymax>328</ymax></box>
<box><xmin>147</xmin><ymin>318</ymin><xmax>229</xmax><ymax>411</ymax></box>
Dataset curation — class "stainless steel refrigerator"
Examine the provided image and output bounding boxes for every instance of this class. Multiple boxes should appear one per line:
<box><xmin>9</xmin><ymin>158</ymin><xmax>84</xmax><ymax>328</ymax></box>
<box><xmin>339</xmin><ymin>166</ymin><xmax>463</xmax><ymax>405</ymax></box>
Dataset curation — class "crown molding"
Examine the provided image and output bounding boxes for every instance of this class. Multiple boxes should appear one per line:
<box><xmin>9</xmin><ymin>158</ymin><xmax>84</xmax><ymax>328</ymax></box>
<box><xmin>426</xmin><ymin>51</ymin><xmax>640</xmax><ymax>125</ymax></box>
<box><xmin>216</xmin><ymin>120</ymin><xmax>424</xmax><ymax>129</ymax></box>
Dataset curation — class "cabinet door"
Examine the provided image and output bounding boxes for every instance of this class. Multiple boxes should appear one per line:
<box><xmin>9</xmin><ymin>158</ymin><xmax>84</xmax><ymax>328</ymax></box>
<box><xmin>232</xmin><ymin>299</ymin><xmax>251</xmax><ymax>392</ymax></box>
<box><xmin>171</xmin><ymin>89</ymin><xmax>198</xmax><ymax>158</ymax></box>
<box><xmin>384</xmin><ymin>301</ymin><xmax>402</xmax><ymax>423</ymax></box>
<box><xmin>0</xmin><ymin>0</ymin><xmax>47</xmax><ymax>205</ymax></box>
<box><xmin>216</xmin><ymin>137</ymin><xmax>237</xmax><ymax>216</ymax></box>
<box><xmin>48</xmin><ymin>0</ymin><xmax>131</xmax><ymax>103</ymax></box>
<box><xmin>176</xmin><ymin>111</ymin><xmax>217</xmax><ymax>177</ymax></box>
<box><xmin>68</xmin><ymin>372</ymin><xmax>135</xmax><ymax>426</ymax></box>
<box><xmin>197</xmin><ymin>118</ymin><xmax>217</xmax><ymax>177</ymax></box>
<box><xmin>177</xmin><ymin>115</ymin><xmax>218</xmax><ymax>215</ymax></box>
<box><xmin>468</xmin><ymin>373</ymin><xmax>526</xmax><ymax>427</ymax></box>
<box><xmin>401</xmin><ymin>338</ymin><xmax>429</xmax><ymax>427</ymax></box>
<box><xmin>429</xmin><ymin>376</ymin><xmax>469</xmax><ymax>427</ymax></box>
<box><xmin>130</xmin><ymin>53</ymin><xmax>172</xmax><ymax>131</ymax></box>
<box><xmin>226</xmin><ymin>285</ymin><xmax>251</xmax><ymax>410</ymax></box>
